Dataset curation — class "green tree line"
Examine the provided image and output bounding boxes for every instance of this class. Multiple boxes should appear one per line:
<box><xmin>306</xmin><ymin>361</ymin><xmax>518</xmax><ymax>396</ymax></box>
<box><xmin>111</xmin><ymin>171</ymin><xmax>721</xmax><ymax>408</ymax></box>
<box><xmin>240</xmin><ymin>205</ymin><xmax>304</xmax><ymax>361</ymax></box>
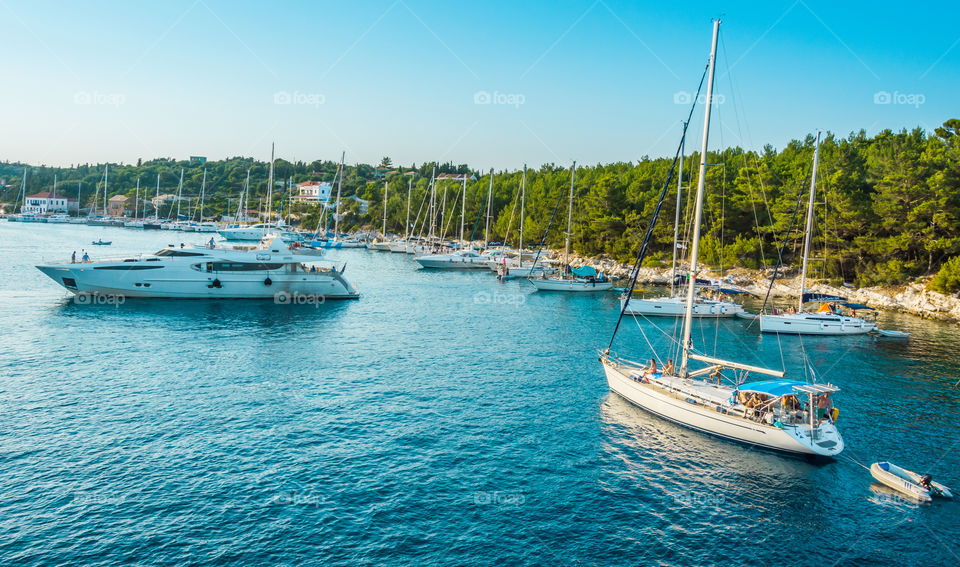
<box><xmin>3</xmin><ymin>119</ymin><xmax>959</xmax><ymax>287</ymax></box>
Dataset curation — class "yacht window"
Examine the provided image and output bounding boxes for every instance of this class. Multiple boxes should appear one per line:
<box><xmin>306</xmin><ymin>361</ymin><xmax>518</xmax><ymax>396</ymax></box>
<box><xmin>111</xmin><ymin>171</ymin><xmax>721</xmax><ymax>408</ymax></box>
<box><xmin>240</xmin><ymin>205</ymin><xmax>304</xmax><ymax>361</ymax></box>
<box><xmin>210</xmin><ymin>262</ymin><xmax>284</xmax><ymax>271</ymax></box>
<box><xmin>155</xmin><ymin>249</ymin><xmax>205</xmax><ymax>257</ymax></box>
<box><xmin>93</xmin><ymin>265</ymin><xmax>164</xmax><ymax>271</ymax></box>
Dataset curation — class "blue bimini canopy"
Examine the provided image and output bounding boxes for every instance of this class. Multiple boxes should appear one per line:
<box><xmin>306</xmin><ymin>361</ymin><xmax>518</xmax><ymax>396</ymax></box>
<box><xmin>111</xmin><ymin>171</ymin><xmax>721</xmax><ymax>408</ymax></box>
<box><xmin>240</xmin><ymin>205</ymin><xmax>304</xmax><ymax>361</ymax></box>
<box><xmin>802</xmin><ymin>292</ymin><xmax>847</xmax><ymax>303</ymax></box>
<box><xmin>571</xmin><ymin>265</ymin><xmax>598</xmax><ymax>278</ymax></box>
<box><xmin>737</xmin><ymin>380</ymin><xmax>837</xmax><ymax>398</ymax></box>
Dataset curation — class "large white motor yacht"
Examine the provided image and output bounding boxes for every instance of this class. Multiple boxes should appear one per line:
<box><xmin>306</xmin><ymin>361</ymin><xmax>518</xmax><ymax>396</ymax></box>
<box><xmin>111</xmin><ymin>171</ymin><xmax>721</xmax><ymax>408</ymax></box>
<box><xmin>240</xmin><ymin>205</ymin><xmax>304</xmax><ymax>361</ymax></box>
<box><xmin>36</xmin><ymin>235</ymin><xmax>359</xmax><ymax>299</ymax></box>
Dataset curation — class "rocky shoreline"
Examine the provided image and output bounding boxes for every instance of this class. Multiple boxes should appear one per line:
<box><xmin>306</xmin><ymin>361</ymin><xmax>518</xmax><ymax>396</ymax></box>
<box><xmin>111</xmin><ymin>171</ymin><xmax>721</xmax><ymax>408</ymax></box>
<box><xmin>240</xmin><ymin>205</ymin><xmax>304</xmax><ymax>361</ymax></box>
<box><xmin>549</xmin><ymin>251</ymin><xmax>960</xmax><ymax>322</ymax></box>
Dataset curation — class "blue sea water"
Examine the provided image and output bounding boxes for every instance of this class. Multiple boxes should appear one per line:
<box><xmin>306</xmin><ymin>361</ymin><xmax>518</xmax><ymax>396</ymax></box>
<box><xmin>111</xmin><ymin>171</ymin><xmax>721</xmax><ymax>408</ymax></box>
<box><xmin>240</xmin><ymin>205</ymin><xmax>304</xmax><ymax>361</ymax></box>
<box><xmin>1</xmin><ymin>222</ymin><xmax>959</xmax><ymax>566</ymax></box>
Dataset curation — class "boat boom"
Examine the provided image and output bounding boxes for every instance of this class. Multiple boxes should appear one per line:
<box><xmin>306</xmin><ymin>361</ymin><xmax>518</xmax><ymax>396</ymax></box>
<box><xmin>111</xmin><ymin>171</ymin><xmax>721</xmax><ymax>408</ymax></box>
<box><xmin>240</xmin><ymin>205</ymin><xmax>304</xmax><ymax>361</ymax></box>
<box><xmin>688</xmin><ymin>353</ymin><xmax>785</xmax><ymax>377</ymax></box>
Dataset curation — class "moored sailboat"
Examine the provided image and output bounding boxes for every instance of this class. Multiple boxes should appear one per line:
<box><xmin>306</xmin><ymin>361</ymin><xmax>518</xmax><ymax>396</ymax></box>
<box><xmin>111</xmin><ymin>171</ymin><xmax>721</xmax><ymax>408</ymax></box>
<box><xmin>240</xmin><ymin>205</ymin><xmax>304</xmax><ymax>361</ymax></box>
<box><xmin>529</xmin><ymin>161</ymin><xmax>612</xmax><ymax>292</ymax></box>
<box><xmin>599</xmin><ymin>20</ymin><xmax>844</xmax><ymax>458</ymax></box>
<box><xmin>757</xmin><ymin>132</ymin><xmax>882</xmax><ymax>336</ymax></box>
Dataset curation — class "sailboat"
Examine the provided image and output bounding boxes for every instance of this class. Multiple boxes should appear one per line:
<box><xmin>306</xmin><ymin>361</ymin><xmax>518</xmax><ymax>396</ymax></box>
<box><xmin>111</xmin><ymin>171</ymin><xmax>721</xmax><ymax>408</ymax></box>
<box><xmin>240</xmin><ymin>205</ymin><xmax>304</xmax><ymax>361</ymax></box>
<box><xmin>314</xmin><ymin>152</ymin><xmax>364</xmax><ymax>248</ymax></box>
<box><xmin>369</xmin><ymin>181</ymin><xmax>393</xmax><ymax>250</ymax></box>
<box><xmin>622</xmin><ymin>124</ymin><xmax>744</xmax><ymax>317</ymax></box>
<box><xmin>143</xmin><ymin>175</ymin><xmax>163</xmax><ymax>229</ymax></box>
<box><xmin>414</xmin><ymin>171</ymin><xmax>492</xmax><ymax>269</ymax></box>
<box><xmin>600</xmin><ymin>20</ymin><xmax>844</xmax><ymax>458</ymax></box>
<box><xmin>489</xmin><ymin>165</ymin><xmax>555</xmax><ymax>279</ymax></box>
<box><xmin>757</xmin><ymin>132</ymin><xmax>878</xmax><ymax>335</ymax></box>
<box><xmin>529</xmin><ymin>162</ymin><xmax>612</xmax><ymax>291</ymax></box>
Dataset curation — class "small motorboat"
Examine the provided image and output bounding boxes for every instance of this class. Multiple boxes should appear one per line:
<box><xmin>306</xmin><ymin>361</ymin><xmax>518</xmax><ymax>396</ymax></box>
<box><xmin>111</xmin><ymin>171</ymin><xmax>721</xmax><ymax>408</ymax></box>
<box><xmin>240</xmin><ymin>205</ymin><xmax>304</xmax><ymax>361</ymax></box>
<box><xmin>875</xmin><ymin>328</ymin><xmax>910</xmax><ymax>338</ymax></box>
<box><xmin>870</xmin><ymin>461</ymin><xmax>953</xmax><ymax>502</ymax></box>
<box><xmin>92</xmin><ymin>239</ymin><xmax>112</xmax><ymax>246</ymax></box>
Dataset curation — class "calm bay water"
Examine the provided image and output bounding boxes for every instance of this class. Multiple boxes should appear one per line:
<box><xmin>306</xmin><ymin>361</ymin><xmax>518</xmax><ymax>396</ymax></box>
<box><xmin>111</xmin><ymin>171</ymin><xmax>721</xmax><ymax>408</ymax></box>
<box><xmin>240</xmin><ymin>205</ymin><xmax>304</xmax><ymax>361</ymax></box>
<box><xmin>1</xmin><ymin>222</ymin><xmax>958</xmax><ymax>565</ymax></box>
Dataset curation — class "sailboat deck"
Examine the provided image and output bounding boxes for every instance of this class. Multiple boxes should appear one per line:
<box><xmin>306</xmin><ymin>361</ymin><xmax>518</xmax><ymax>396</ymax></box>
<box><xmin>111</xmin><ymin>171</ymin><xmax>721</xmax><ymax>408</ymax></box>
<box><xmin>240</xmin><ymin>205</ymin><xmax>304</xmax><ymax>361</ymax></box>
<box><xmin>626</xmin><ymin>368</ymin><xmax>735</xmax><ymax>407</ymax></box>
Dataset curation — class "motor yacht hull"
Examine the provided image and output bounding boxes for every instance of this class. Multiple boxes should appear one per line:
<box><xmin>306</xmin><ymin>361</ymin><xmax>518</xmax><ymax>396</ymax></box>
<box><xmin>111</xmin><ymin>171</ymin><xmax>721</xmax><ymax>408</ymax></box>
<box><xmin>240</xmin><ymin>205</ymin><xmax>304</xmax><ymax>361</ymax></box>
<box><xmin>36</xmin><ymin>263</ymin><xmax>358</xmax><ymax>299</ymax></box>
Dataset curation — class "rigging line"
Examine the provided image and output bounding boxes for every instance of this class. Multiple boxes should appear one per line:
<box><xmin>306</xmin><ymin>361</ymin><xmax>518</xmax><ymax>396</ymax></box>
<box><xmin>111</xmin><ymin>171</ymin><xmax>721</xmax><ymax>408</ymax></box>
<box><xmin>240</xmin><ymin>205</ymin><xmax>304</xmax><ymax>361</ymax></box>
<box><xmin>605</xmin><ymin>64</ymin><xmax>709</xmax><ymax>351</ymax></box>
<box><xmin>527</xmin><ymin>173</ymin><xmax>569</xmax><ymax>276</ymax></box>
<box><xmin>632</xmin><ymin>315</ymin><xmax>666</xmax><ymax>367</ymax></box>
<box><xmin>776</xmin><ymin>331</ymin><xmax>785</xmax><ymax>374</ymax></box>
<box><xmin>504</xmin><ymin>180</ymin><xmax>520</xmax><ymax>247</ymax></box>
<box><xmin>468</xmin><ymin>177</ymin><xmax>486</xmax><ymax>244</ymax></box>
<box><xmin>720</xmin><ymin>32</ymin><xmax>773</xmax><ymax>265</ymax></box>
<box><xmin>751</xmin><ymin>179</ymin><xmax>808</xmax><ymax>324</ymax></box>
<box><xmin>632</xmin><ymin>310</ymin><xmax>684</xmax><ymax>351</ymax></box>
<box><xmin>408</xmin><ymin>180</ymin><xmax>430</xmax><ymax>241</ymax></box>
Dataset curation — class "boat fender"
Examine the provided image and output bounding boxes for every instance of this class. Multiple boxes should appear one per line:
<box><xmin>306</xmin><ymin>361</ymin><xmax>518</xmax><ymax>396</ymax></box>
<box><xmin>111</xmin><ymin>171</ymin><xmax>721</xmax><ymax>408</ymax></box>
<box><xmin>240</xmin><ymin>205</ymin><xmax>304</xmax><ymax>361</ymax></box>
<box><xmin>264</xmin><ymin>277</ymin><xmax>272</xmax><ymax>286</ymax></box>
<box><xmin>831</xmin><ymin>408</ymin><xmax>839</xmax><ymax>423</ymax></box>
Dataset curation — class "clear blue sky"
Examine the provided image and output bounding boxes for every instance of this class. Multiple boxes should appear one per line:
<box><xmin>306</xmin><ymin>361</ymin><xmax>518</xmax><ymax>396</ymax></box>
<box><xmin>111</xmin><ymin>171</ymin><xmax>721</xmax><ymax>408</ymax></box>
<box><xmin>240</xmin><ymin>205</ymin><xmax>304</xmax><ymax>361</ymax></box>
<box><xmin>1</xmin><ymin>0</ymin><xmax>956</xmax><ymax>169</ymax></box>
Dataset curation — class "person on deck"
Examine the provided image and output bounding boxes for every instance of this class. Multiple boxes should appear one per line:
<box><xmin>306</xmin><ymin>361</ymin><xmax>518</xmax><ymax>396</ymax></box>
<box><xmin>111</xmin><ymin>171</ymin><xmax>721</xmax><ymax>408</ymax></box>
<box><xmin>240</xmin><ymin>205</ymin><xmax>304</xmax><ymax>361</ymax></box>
<box><xmin>664</xmin><ymin>360</ymin><xmax>675</xmax><ymax>375</ymax></box>
<box><xmin>647</xmin><ymin>359</ymin><xmax>658</xmax><ymax>374</ymax></box>
<box><xmin>710</xmin><ymin>367</ymin><xmax>722</xmax><ymax>385</ymax></box>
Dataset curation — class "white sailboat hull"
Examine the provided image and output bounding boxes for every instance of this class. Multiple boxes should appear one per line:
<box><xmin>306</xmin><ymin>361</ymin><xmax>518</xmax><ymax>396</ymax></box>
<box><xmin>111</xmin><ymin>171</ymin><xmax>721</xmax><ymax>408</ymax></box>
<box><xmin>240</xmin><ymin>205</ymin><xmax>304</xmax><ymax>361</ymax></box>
<box><xmin>602</xmin><ymin>359</ymin><xmax>843</xmax><ymax>457</ymax></box>
<box><xmin>529</xmin><ymin>278</ymin><xmax>613</xmax><ymax>292</ymax></box>
<box><xmin>621</xmin><ymin>296</ymin><xmax>743</xmax><ymax>317</ymax></box>
<box><xmin>759</xmin><ymin>313</ymin><xmax>876</xmax><ymax>335</ymax></box>
<box><xmin>415</xmin><ymin>254</ymin><xmax>489</xmax><ymax>269</ymax></box>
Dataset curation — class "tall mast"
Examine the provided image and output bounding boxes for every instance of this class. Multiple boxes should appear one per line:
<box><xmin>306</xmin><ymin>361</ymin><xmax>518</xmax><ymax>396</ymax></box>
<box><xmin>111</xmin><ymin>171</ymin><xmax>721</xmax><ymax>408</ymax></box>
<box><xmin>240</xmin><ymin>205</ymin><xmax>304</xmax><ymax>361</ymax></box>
<box><xmin>798</xmin><ymin>130</ymin><xmax>822</xmax><ymax>312</ymax></box>
<box><xmin>564</xmin><ymin>161</ymin><xmax>576</xmax><ymax>268</ymax></box>
<box><xmin>52</xmin><ymin>174</ymin><xmax>57</xmax><ymax>200</ymax></box>
<box><xmin>382</xmin><ymin>180</ymin><xmax>389</xmax><ymax>235</ymax></box>
<box><xmin>155</xmin><ymin>174</ymin><xmax>160</xmax><ymax>221</ymax></box>
<box><xmin>405</xmin><ymin>176</ymin><xmax>412</xmax><ymax>240</ymax></box>
<box><xmin>440</xmin><ymin>182</ymin><xmax>447</xmax><ymax>239</ymax></box>
<box><xmin>519</xmin><ymin>165</ymin><xmax>526</xmax><ymax>267</ymax></box>
<box><xmin>671</xmin><ymin>122</ymin><xmax>687</xmax><ymax>297</ymax></box>
<box><xmin>104</xmin><ymin>164</ymin><xmax>109</xmax><ymax>214</ymax></box>
<box><xmin>266</xmin><ymin>143</ymin><xmax>275</xmax><ymax>231</ymax></box>
<box><xmin>460</xmin><ymin>176</ymin><xmax>467</xmax><ymax>244</ymax></box>
<box><xmin>428</xmin><ymin>166</ymin><xmax>436</xmax><ymax>239</ymax></box>
<box><xmin>135</xmin><ymin>177</ymin><xmax>140</xmax><ymax>218</ymax></box>
<box><xmin>334</xmin><ymin>151</ymin><xmax>345</xmax><ymax>238</ymax></box>
<box><xmin>237</xmin><ymin>170</ymin><xmax>250</xmax><ymax>223</ymax></box>
<box><xmin>77</xmin><ymin>181</ymin><xmax>82</xmax><ymax>218</ymax></box>
<box><xmin>680</xmin><ymin>19</ymin><xmax>721</xmax><ymax>378</ymax></box>
<box><xmin>175</xmin><ymin>168</ymin><xmax>184</xmax><ymax>220</ymax></box>
<box><xmin>484</xmin><ymin>169</ymin><xmax>494</xmax><ymax>246</ymax></box>
<box><xmin>199</xmin><ymin>169</ymin><xmax>207</xmax><ymax>221</ymax></box>
<box><xmin>17</xmin><ymin>168</ymin><xmax>26</xmax><ymax>213</ymax></box>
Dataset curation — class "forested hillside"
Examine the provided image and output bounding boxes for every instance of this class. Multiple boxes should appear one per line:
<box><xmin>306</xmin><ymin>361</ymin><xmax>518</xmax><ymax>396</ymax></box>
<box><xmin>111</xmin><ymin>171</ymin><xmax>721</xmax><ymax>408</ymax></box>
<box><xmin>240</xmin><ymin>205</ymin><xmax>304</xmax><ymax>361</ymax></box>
<box><xmin>3</xmin><ymin>119</ymin><xmax>958</xmax><ymax>288</ymax></box>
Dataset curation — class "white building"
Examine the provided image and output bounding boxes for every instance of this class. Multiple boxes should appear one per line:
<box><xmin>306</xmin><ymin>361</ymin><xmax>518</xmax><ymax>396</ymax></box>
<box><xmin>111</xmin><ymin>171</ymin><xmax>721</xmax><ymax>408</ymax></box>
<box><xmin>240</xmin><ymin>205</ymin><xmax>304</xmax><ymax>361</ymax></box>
<box><xmin>293</xmin><ymin>181</ymin><xmax>333</xmax><ymax>203</ymax></box>
<box><xmin>23</xmin><ymin>192</ymin><xmax>77</xmax><ymax>214</ymax></box>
